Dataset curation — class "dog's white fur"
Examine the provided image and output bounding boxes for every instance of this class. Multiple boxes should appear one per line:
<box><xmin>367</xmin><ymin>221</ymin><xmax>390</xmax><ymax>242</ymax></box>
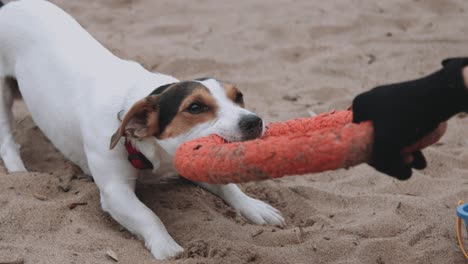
<box><xmin>0</xmin><ymin>0</ymin><xmax>284</xmax><ymax>259</ymax></box>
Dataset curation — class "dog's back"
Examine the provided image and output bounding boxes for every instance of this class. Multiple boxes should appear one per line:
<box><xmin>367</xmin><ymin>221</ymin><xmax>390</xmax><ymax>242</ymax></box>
<box><xmin>0</xmin><ymin>0</ymin><xmax>115</xmax><ymax>76</ymax></box>
<box><xmin>0</xmin><ymin>0</ymin><xmax>122</xmax><ymax>173</ymax></box>
<box><xmin>0</xmin><ymin>0</ymin><xmax>175</xmax><ymax>174</ymax></box>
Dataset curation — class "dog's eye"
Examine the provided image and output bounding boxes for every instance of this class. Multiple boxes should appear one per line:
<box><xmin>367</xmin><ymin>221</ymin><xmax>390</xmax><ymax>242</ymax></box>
<box><xmin>185</xmin><ymin>102</ymin><xmax>209</xmax><ymax>114</ymax></box>
<box><xmin>235</xmin><ymin>92</ymin><xmax>244</xmax><ymax>104</ymax></box>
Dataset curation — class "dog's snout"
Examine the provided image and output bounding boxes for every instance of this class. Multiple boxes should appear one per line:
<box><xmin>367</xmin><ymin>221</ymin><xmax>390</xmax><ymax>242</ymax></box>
<box><xmin>240</xmin><ymin>114</ymin><xmax>262</xmax><ymax>131</ymax></box>
<box><xmin>239</xmin><ymin>114</ymin><xmax>263</xmax><ymax>140</ymax></box>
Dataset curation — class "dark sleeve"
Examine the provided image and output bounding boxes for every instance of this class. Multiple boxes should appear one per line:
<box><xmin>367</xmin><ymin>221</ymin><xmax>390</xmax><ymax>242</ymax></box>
<box><xmin>351</xmin><ymin>57</ymin><xmax>468</xmax><ymax>180</ymax></box>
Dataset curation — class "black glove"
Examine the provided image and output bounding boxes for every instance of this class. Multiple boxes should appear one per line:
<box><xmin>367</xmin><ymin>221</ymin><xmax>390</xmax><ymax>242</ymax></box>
<box><xmin>352</xmin><ymin>58</ymin><xmax>468</xmax><ymax>180</ymax></box>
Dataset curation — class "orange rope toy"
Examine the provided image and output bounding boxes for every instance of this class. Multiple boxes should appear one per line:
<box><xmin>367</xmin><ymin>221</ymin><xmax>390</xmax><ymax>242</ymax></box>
<box><xmin>175</xmin><ymin>110</ymin><xmax>374</xmax><ymax>184</ymax></box>
<box><xmin>174</xmin><ymin>110</ymin><xmax>442</xmax><ymax>184</ymax></box>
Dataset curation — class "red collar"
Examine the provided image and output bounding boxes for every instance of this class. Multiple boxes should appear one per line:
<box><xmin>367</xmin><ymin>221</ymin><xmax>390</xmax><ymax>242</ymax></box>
<box><xmin>124</xmin><ymin>140</ymin><xmax>154</xmax><ymax>170</ymax></box>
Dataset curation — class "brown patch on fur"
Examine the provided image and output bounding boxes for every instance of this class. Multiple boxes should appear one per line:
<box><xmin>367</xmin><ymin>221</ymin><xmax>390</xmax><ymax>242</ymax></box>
<box><xmin>158</xmin><ymin>88</ymin><xmax>218</xmax><ymax>139</ymax></box>
<box><xmin>109</xmin><ymin>95</ymin><xmax>159</xmax><ymax>149</ymax></box>
<box><xmin>222</xmin><ymin>82</ymin><xmax>244</xmax><ymax>107</ymax></box>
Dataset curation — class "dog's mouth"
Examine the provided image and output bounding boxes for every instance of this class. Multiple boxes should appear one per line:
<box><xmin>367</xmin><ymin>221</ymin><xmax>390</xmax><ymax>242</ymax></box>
<box><xmin>240</xmin><ymin>126</ymin><xmax>264</xmax><ymax>141</ymax></box>
<box><xmin>215</xmin><ymin>127</ymin><xmax>265</xmax><ymax>143</ymax></box>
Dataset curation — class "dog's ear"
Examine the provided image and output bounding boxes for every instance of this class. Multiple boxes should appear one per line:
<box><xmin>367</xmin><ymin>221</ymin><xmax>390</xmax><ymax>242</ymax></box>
<box><xmin>109</xmin><ymin>95</ymin><xmax>160</xmax><ymax>150</ymax></box>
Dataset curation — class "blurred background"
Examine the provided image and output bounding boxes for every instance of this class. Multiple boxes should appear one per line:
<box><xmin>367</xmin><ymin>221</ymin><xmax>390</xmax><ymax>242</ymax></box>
<box><xmin>1</xmin><ymin>1</ymin><xmax>468</xmax><ymax>263</ymax></box>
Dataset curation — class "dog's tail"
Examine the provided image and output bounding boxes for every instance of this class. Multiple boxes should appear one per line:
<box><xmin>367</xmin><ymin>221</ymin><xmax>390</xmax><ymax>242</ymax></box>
<box><xmin>0</xmin><ymin>1</ymin><xmax>3</xmax><ymax>8</ymax></box>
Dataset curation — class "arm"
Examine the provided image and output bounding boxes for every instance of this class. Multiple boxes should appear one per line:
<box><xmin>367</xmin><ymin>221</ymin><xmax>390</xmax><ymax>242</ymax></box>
<box><xmin>352</xmin><ymin>58</ymin><xmax>468</xmax><ymax>179</ymax></box>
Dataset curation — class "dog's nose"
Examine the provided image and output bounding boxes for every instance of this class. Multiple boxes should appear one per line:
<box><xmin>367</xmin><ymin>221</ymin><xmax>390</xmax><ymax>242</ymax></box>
<box><xmin>239</xmin><ymin>114</ymin><xmax>263</xmax><ymax>140</ymax></box>
<box><xmin>240</xmin><ymin>114</ymin><xmax>263</xmax><ymax>132</ymax></box>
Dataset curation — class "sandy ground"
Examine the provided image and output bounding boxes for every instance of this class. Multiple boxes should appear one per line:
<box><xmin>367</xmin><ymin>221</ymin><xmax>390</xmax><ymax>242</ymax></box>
<box><xmin>1</xmin><ymin>0</ymin><xmax>468</xmax><ymax>263</ymax></box>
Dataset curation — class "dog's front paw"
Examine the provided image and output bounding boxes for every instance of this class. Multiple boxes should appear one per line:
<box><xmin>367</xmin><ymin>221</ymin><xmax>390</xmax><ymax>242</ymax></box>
<box><xmin>234</xmin><ymin>196</ymin><xmax>285</xmax><ymax>226</ymax></box>
<box><xmin>4</xmin><ymin>161</ymin><xmax>27</xmax><ymax>173</ymax></box>
<box><xmin>2</xmin><ymin>153</ymin><xmax>27</xmax><ymax>173</ymax></box>
<box><xmin>146</xmin><ymin>235</ymin><xmax>184</xmax><ymax>260</ymax></box>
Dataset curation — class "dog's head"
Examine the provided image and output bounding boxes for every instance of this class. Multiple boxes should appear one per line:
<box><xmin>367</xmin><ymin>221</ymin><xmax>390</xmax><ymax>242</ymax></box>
<box><xmin>110</xmin><ymin>78</ymin><xmax>264</xmax><ymax>155</ymax></box>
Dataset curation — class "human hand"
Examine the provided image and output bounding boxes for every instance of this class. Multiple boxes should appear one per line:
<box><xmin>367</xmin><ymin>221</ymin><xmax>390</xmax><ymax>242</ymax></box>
<box><xmin>352</xmin><ymin>58</ymin><xmax>468</xmax><ymax>179</ymax></box>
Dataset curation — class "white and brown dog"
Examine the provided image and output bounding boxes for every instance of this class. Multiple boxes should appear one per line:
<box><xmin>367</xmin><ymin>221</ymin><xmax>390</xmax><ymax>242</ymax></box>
<box><xmin>0</xmin><ymin>0</ymin><xmax>284</xmax><ymax>260</ymax></box>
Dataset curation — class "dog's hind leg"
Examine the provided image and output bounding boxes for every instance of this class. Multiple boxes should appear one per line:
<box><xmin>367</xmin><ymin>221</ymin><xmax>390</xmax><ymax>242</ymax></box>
<box><xmin>0</xmin><ymin>77</ymin><xmax>26</xmax><ymax>172</ymax></box>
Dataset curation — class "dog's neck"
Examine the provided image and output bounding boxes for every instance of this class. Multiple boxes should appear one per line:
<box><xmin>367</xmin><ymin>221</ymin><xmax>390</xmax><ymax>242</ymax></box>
<box><xmin>126</xmin><ymin>136</ymin><xmax>172</xmax><ymax>172</ymax></box>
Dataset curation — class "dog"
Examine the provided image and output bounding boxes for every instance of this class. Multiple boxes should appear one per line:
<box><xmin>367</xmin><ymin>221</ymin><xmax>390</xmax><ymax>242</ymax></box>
<box><xmin>0</xmin><ymin>0</ymin><xmax>284</xmax><ymax>260</ymax></box>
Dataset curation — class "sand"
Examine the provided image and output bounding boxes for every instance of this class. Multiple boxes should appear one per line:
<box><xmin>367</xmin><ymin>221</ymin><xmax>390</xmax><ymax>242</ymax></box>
<box><xmin>1</xmin><ymin>0</ymin><xmax>468</xmax><ymax>263</ymax></box>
